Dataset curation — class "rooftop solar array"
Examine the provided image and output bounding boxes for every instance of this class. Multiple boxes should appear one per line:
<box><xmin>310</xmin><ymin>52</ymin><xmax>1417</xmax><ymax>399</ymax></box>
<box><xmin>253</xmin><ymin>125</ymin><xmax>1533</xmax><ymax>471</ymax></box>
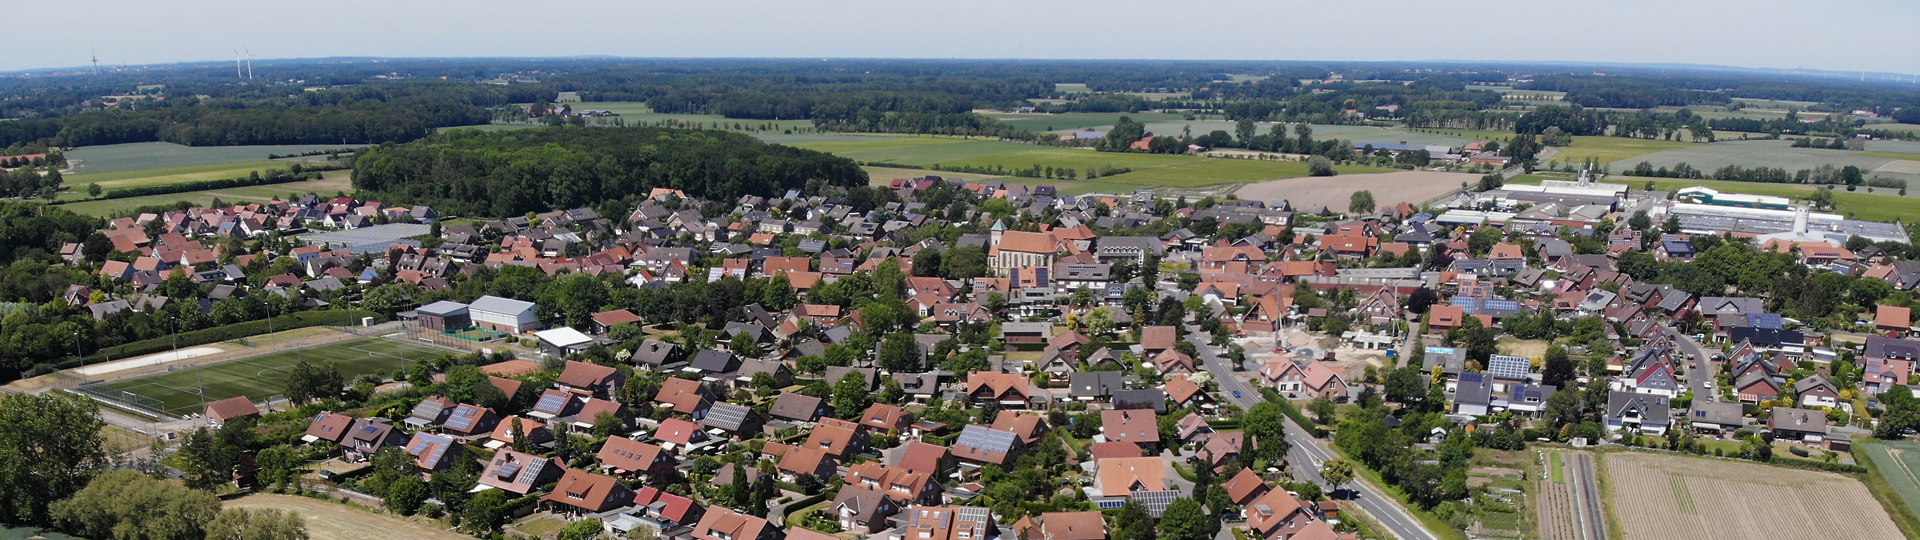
<box><xmin>535</xmin><ymin>393</ymin><xmax>569</xmax><ymax>414</ymax></box>
<box><xmin>1488</xmin><ymin>355</ymin><xmax>1531</xmax><ymax>380</ymax></box>
<box><xmin>407</xmin><ymin>433</ymin><xmax>452</xmax><ymax>466</ymax></box>
<box><xmin>703</xmin><ymin>402</ymin><xmax>751</xmax><ymax>429</ymax></box>
<box><xmin>446</xmin><ymin>405</ymin><xmax>479</xmax><ymax>431</ymax></box>
<box><xmin>955</xmin><ymin>424</ymin><xmax>1017</xmax><ymax>454</ymax></box>
<box><xmin>518</xmin><ymin>458</ymin><xmax>548</xmax><ymax>484</ymax></box>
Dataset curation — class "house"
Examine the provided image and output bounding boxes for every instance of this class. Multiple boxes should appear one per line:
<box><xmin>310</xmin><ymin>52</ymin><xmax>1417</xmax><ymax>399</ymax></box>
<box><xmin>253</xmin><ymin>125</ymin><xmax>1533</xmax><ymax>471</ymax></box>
<box><xmin>1686</xmin><ymin>401</ymin><xmax>1745</xmax><ymax>435</ymax></box>
<box><xmin>1093</xmin><ymin>457</ymin><xmax>1180</xmax><ymax>517</ymax></box>
<box><xmin>1164</xmin><ymin>375</ymin><xmax>1210</xmax><ymax>409</ymax></box>
<box><xmin>699</xmin><ymin>401</ymin><xmax>764</xmax><ymax>438</ymax></box>
<box><xmin>895</xmin><ymin>440</ymin><xmax>956</xmax><ymax>477</ymax></box>
<box><xmin>1357</xmin><ymin>288</ymin><xmax>1402</xmax><ymax>325</ymax></box>
<box><xmin>1769</xmin><ymin>407</ymin><xmax>1829</xmax><ymax>443</ymax></box>
<box><xmin>692</xmin><ymin>508</ymin><xmax>783</xmax><ymax>540</ymax></box>
<box><xmin>303</xmin><ymin>412</ymin><xmax>354</xmax><ymax>445</ymax></box>
<box><xmin>829</xmin><ymin>486</ymin><xmax>901</xmax><ymax>534</ymax></box>
<box><xmin>1015</xmin><ymin>511</ymin><xmax>1106</xmax><ymax>540</ymax></box>
<box><xmin>860</xmin><ymin>403</ymin><xmax>915</xmax><ymax>435</ymax></box>
<box><xmin>655</xmin><ymin>378</ymin><xmax>715</xmax><ymax>419</ymax></box>
<box><xmin>556</xmin><ymin>360</ymin><xmax>622</xmax><ymax>397</ymax></box>
<box><xmin>610</xmin><ymin>487</ymin><xmax>703</xmax><ymax>535</ymax></box>
<box><xmin>893</xmin><ymin>507</ymin><xmax>995</xmax><ymax>540</ymax></box>
<box><xmin>1879</xmin><ymin>305</ymin><xmax>1912</xmax><ymax>336</ymax></box>
<box><xmin>1102</xmin><ymin>409</ymin><xmax>1161</xmax><ymax>453</ymax></box>
<box><xmin>633</xmin><ymin>340</ymin><xmax>687</xmax><ymax>368</ymax></box>
<box><xmin>478</xmin><ymin>449</ymin><xmax>560</xmax><ymax>495</ymax></box>
<box><xmin>1245</xmin><ymin>487</ymin><xmax>1318</xmax><ymax>540</ymax></box>
<box><xmin>541</xmin><ymin>469</ymin><xmax>634</xmax><ymax>515</ymax></box>
<box><xmin>1604</xmin><ymin>391</ymin><xmax>1671</xmax><ymax>435</ymax></box>
<box><xmin>488</xmin><ymin>416</ymin><xmax>552</xmax><ymax>448</ymax></box>
<box><xmin>469</xmin><ymin>295</ymin><xmax>538</xmax><ymax>334</ymax></box>
<box><xmin>770</xmin><ymin>392</ymin><xmax>829</xmax><ymax>422</ymax></box>
<box><xmin>847</xmin><ymin>462</ymin><xmax>942</xmax><ymax>506</ymax></box>
<box><xmin>1223</xmin><ymin>467</ymin><xmax>1271</xmax><ymax>505</ymax></box>
<box><xmin>1428</xmin><ymin>305</ymin><xmax>1466</xmax><ymax>332</ymax></box>
<box><xmin>654</xmin><ymin>418</ymin><xmax>710</xmax><ymax>455</ymax></box>
<box><xmin>343</xmin><ymin>418</ymin><xmax>405</xmax><ymax>458</ymax></box>
<box><xmin>535</xmin><ymin>328</ymin><xmax>596</xmax><ymax>358</ymax></box>
<box><xmin>598</xmin><ymin>436</ymin><xmax>676</xmax><ymax>478</ymax></box>
<box><xmin>1140</xmin><ymin>326</ymin><xmax>1178</xmax><ymax>356</ymax></box>
<box><xmin>1734</xmin><ymin>371</ymin><xmax>1781</xmax><ymax>403</ymax></box>
<box><xmin>1793</xmin><ymin>375</ymin><xmax>1841</xmax><ymax>408</ymax></box>
<box><xmin>769</xmin><ymin>444</ymin><xmax>837</xmax><ymax>480</ymax></box>
<box><xmin>952</xmin><ymin>424</ymin><xmax>1024</xmax><ymax>466</ymax></box>
<box><xmin>801</xmin><ymin>418</ymin><xmax>869</xmax><ymax>459</ymax></box>
<box><xmin>204</xmin><ymin>396</ymin><xmax>260</xmax><ymax>427</ymax></box>
<box><xmin>967</xmin><ymin>371</ymin><xmax>1043</xmax><ymax>408</ymax></box>
<box><xmin>1454</xmin><ymin>372</ymin><xmax>1493</xmax><ymax>416</ymax></box>
<box><xmin>403</xmin><ymin>432</ymin><xmax>460</xmax><ymax>471</ymax></box>
<box><xmin>590</xmin><ymin>309</ymin><xmax>643</xmax><ymax>334</ymax></box>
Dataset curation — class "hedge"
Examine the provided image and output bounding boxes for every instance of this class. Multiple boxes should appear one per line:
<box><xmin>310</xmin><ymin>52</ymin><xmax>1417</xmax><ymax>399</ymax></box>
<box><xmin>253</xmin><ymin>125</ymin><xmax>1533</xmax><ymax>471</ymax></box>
<box><xmin>1770</xmin><ymin>455</ymin><xmax>1867</xmax><ymax>474</ymax></box>
<box><xmin>26</xmin><ymin>309</ymin><xmax>383</xmax><ymax>378</ymax></box>
<box><xmin>97</xmin><ymin>170</ymin><xmax>329</xmax><ymax>200</ymax></box>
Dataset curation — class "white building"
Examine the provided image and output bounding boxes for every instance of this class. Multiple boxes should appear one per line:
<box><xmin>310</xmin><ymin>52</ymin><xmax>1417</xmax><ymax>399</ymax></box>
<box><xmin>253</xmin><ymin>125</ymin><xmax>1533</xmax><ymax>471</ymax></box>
<box><xmin>470</xmin><ymin>295</ymin><xmax>538</xmax><ymax>334</ymax></box>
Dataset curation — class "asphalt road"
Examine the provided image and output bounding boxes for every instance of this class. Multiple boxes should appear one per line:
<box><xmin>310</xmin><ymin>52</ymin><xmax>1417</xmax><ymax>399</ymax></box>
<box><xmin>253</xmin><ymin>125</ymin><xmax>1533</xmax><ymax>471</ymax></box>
<box><xmin>1664</xmin><ymin>327</ymin><xmax>1718</xmax><ymax>404</ymax></box>
<box><xmin>1188</xmin><ymin>329</ymin><xmax>1440</xmax><ymax>540</ymax></box>
<box><xmin>1566</xmin><ymin>453</ymin><xmax>1608</xmax><ymax>540</ymax></box>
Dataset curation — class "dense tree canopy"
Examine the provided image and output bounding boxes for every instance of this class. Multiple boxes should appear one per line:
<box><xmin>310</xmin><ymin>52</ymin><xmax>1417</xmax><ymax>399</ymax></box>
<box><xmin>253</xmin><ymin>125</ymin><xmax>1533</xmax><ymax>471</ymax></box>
<box><xmin>352</xmin><ymin>126</ymin><xmax>866</xmax><ymax>216</ymax></box>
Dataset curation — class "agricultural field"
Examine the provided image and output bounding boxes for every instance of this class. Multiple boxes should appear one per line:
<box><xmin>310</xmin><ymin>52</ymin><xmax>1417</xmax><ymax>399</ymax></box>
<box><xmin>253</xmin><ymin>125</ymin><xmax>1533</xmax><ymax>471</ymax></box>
<box><xmin>58</xmin><ymin>171</ymin><xmax>351</xmax><ymax>217</ymax></box>
<box><xmin>980</xmin><ymin>111</ymin><xmax>1184</xmax><ymax>133</ymax></box>
<box><xmin>1234</xmin><ymin>170</ymin><xmax>1471</xmax><ymax>210</ymax></box>
<box><xmin>1863</xmin><ymin>123</ymin><xmax>1920</xmax><ymax>135</ymax></box>
<box><xmin>1612</xmin><ymin>139</ymin><xmax>1895</xmax><ymax>172</ymax></box>
<box><xmin>64</xmin><ymin>142</ymin><xmax>359</xmax><ymax>174</ymax></box>
<box><xmin>1602</xmin><ymin>452</ymin><xmax>1900</xmax><ymax>540</ymax></box>
<box><xmin>497</xmin><ymin>102</ymin><xmax>817</xmax><ymax>132</ymax></box>
<box><xmin>78</xmin><ymin>337</ymin><xmax>446</xmax><ymax>417</ymax></box>
<box><xmin>788</xmin><ymin>135</ymin><xmax>1387</xmax><ymax>193</ymax></box>
<box><xmin>861</xmin><ymin>166</ymin><xmax>1002</xmax><ymax>186</ymax></box>
<box><xmin>59</xmin><ymin>160</ymin><xmax>308</xmax><ymax>202</ymax></box>
<box><xmin>1860</xmin><ymin>441</ymin><xmax>1920</xmax><ymax>532</ymax></box>
<box><xmin>226</xmin><ymin>494</ymin><xmax>469</xmax><ymax>540</ymax></box>
<box><xmin>1545</xmin><ymin>136</ymin><xmax>1700</xmax><ymax>167</ymax></box>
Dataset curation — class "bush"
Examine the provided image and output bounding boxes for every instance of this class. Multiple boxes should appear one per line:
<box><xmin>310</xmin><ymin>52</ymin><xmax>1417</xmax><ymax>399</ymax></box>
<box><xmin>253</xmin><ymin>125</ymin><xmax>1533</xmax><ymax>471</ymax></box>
<box><xmin>1789</xmin><ymin>446</ymin><xmax>1810</xmax><ymax>458</ymax></box>
<box><xmin>1308</xmin><ymin>156</ymin><xmax>1336</xmax><ymax>177</ymax></box>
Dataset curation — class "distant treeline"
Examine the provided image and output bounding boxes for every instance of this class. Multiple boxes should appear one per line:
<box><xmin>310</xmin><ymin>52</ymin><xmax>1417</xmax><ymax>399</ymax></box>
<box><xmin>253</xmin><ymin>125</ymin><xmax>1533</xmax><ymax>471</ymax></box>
<box><xmin>351</xmin><ymin>126</ymin><xmax>866</xmax><ymax>216</ymax></box>
<box><xmin>0</xmin><ymin>82</ymin><xmax>537</xmax><ymax>148</ymax></box>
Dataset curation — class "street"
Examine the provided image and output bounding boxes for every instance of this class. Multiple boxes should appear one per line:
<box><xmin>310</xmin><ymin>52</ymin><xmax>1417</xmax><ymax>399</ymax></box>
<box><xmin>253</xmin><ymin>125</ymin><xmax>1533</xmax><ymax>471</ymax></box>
<box><xmin>1188</xmin><ymin>329</ymin><xmax>1440</xmax><ymax>540</ymax></box>
<box><xmin>1663</xmin><ymin>327</ymin><xmax>1718</xmax><ymax>404</ymax></box>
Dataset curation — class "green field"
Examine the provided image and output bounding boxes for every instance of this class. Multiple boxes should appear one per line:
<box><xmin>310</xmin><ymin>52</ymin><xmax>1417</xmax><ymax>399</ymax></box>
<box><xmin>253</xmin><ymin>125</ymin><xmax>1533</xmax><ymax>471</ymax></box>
<box><xmin>65</xmin><ymin>142</ymin><xmax>360</xmax><ymax>175</ymax></box>
<box><xmin>58</xmin><ymin>171</ymin><xmax>352</xmax><ymax>216</ymax></box>
<box><xmin>60</xmin><ymin>161</ymin><xmax>306</xmax><ymax>201</ymax></box>
<box><xmin>1054</xmin><ymin>83</ymin><xmax>1092</xmax><ymax>94</ymax></box>
<box><xmin>1605</xmin><ymin>139</ymin><xmax>1906</xmax><ymax>179</ymax></box>
<box><xmin>1864</xmin><ymin>123</ymin><xmax>1920</xmax><ymax>135</ymax></box>
<box><xmin>1862</xmin><ymin>441</ymin><xmax>1920</xmax><ymax>528</ymax></box>
<box><xmin>861</xmin><ymin>166</ymin><xmax>1003</xmax><ymax>186</ymax></box>
<box><xmin>980</xmin><ymin>112</ymin><xmax>1185</xmax><ymax>132</ymax></box>
<box><xmin>81</xmin><ymin>337</ymin><xmax>449</xmax><ymax>416</ymax></box>
<box><xmin>1545</xmin><ymin>136</ymin><xmax>1700</xmax><ymax>166</ymax></box>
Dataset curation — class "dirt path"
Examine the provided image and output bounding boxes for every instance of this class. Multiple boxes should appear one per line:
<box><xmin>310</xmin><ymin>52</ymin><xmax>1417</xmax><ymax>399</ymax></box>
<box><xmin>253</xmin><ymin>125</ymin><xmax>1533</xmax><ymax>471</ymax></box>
<box><xmin>226</xmin><ymin>494</ymin><xmax>467</xmax><ymax>540</ymax></box>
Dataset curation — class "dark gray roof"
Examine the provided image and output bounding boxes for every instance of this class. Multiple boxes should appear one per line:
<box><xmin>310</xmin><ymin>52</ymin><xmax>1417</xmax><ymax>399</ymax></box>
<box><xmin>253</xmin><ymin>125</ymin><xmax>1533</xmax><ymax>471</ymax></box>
<box><xmin>701</xmin><ymin>402</ymin><xmax>756</xmax><ymax>431</ymax></box>
<box><xmin>1455</xmin><ymin>372</ymin><xmax>1492</xmax><ymax>406</ymax></box>
<box><xmin>689</xmin><ymin>349</ymin><xmax>739</xmax><ymax>373</ymax></box>
<box><xmin>1112</xmin><ymin>389</ymin><xmax>1167</xmax><ymax>413</ymax></box>
<box><xmin>1070</xmin><ymin>371</ymin><xmax>1128</xmax><ymax>398</ymax></box>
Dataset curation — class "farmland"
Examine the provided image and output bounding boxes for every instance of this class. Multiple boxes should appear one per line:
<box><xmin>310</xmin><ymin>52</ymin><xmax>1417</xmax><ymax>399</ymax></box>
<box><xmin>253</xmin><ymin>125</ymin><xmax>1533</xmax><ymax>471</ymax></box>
<box><xmin>58</xmin><ymin>161</ymin><xmax>312</xmax><ymax>202</ymax></box>
<box><xmin>226</xmin><ymin>494</ymin><xmax>469</xmax><ymax>540</ymax></box>
<box><xmin>785</xmin><ymin>135</ymin><xmax>1388</xmax><ymax>194</ymax></box>
<box><xmin>1601</xmin><ymin>452</ymin><xmax>1900</xmax><ymax>540</ymax></box>
<box><xmin>1545</xmin><ymin>136</ymin><xmax>1700</xmax><ymax>167</ymax></box>
<box><xmin>523</xmin><ymin>102</ymin><xmax>817</xmax><ymax>132</ymax></box>
<box><xmin>980</xmin><ymin>111</ymin><xmax>1185</xmax><ymax>133</ymax></box>
<box><xmin>861</xmin><ymin>166</ymin><xmax>1002</xmax><ymax>186</ymax></box>
<box><xmin>1860</xmin><ymin>441</ymin><xmax>1920</xmax><ymax>536</ymax></box>
<box><xmin>79</xmin><ymin>336</ymin><xmax>447</xmax><ymax>416</ymax></box>
<box><xmin>1235</xmin><ymin>170</ymin><xmax>1470</xmax><ymax>209</ymax></box>
<box><xmin>1604</xmin><ymin>139</ymin><xmax>1898</xmax><ymax>175</ymax></box>
<box><xmin>58</xmin><ymin>171</ymin><xmax>351</xmax><ymax>217</ymax></box>
<box><xmin>64</xmin><ymin>142</ymin><xmax>359</xmax><ymax>174</ymax></box>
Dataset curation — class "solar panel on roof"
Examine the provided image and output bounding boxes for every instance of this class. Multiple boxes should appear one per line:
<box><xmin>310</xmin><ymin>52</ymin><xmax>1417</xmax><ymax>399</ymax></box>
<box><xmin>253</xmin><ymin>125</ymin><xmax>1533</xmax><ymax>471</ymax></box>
<box><xmin>955</xmin><ymin>425</ymin><xmax>1017</xmax><ymax>454</ymax></box>
<box><xmin>704</xmin><ymin>403</ymin><xmax>749</xmax><ymax>429</ymax></box>
<box><xmin>446</xmin><ymin>406</ymin><xmax>477</xmax><ymax>431</ymax></box>
<box><xmin>1488</xmin><ymin>355</ymin><xmax>1531</xmax><ymax>380</ymax></box>
<box><xmin>518</xmin><ymin>459</ymin><xmax>547</xmax><ymax>484</ymax></box>
<box><xmin>535</xmin><ymin>394</ymin><xmax>568</xmax><ymax>413</ymax></box>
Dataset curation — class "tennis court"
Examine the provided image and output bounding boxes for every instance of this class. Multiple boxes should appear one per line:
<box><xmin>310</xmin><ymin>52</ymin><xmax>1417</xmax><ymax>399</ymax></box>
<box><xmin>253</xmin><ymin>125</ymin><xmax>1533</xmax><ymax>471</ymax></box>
<box><xmin>79</xmin><ymin>337</ymin><xmax>450</xmax><ymax>417</ymax></box>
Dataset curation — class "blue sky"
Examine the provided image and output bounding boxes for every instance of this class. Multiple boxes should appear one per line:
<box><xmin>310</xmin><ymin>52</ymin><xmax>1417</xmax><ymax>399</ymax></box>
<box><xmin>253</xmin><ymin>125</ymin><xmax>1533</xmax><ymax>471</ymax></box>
<box><xmin>11</xmin><ymin>0</ymin><xmax>1917</xmax><ymax>74</ymax></box>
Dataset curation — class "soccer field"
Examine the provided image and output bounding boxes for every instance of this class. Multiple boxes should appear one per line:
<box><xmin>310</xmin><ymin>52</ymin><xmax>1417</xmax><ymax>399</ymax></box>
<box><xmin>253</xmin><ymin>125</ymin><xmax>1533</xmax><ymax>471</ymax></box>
<box><xmin>79</xmin><ymin>337</ymin><xmax>450</xmax><ymax>417</ymax></box>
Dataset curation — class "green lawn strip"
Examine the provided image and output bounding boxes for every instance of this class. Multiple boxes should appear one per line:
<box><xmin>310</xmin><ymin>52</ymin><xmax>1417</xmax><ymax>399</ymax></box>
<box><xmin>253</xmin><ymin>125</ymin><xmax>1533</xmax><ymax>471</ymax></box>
<box><xmin>58</xmin><ymin>173</ymin><xmax>351</xmax><ymax>216</ymax></box>
<box><xmin>1859</xmin><ymin>441</ymin><xmax>1920</xmax><ymax>540</ymax></box>
<box><xmin>1479</xmin><ymin>510</ymin><xmax>1521</xmax><ymax>531</ymax></box>
<box><xmin>1338</xmin><ymin>448</ymin><xmax>1471</xmax><ymax>540</ymax></box>
<box><xmin>60</xmin><ymin>161</ymin><xmax>297</xmax><ymax>201</ymax></box>
<box><xmin>90</xmin><ymin>337</ymin><xmax>445</xmax><ymax>415</ymax></box>
<box><xmin>1550</xmin><ymin>453</ymin><xmax>1564</xmax><ymax>483</ymax></box>
<box><xmin>1861</xmin><ymin>152</ymin><xmax>1920</xmax><ymax>161</ymax></box>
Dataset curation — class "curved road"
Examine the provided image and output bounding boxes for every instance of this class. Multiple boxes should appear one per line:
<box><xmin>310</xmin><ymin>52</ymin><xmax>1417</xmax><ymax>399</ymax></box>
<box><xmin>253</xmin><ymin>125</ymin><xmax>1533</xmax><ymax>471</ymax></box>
<box><xmin>1187</xmin><ymin>328</ymin><xmax>1440</xmax><ymax>540</ymax></box>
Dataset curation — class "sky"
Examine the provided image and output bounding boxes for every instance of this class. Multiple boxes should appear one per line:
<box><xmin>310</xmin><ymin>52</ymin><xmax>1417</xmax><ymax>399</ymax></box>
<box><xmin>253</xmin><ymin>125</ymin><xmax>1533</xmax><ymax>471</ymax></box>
<box><xmin>9</xmin><ymin>0</ymin><xmax>1918</xmax><ymax>75</ymax></box>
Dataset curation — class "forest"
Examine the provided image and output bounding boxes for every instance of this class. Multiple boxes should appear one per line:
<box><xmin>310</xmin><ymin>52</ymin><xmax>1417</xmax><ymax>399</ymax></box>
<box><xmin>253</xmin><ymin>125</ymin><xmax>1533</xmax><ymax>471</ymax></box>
<box><xmin>350</xmin><ymin>126</ymin><xmax>867</xmax><ymax>216</ymax></box>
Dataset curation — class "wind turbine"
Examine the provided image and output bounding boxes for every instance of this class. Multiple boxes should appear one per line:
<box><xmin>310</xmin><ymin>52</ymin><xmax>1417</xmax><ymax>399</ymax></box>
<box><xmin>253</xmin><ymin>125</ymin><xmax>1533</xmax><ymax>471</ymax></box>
<box><xmin>90</xmin><ymin>44</ymin><xmax>100</xmax><ymax>74</ymax></box>
<box><xmin>243</xmin><ymin>47</ymin><xmax>256</xmax><ymax>80</ymax></box>
<box><xmin>234</xmin><ymin>47</ymin><xmax>243</xmax><ymax>79</ymax></box>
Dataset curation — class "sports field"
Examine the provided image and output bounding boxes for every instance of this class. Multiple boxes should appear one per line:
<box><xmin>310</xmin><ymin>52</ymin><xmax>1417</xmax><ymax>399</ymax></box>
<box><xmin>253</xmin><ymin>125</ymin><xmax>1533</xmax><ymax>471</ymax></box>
<box><xmin>58</xmin><ymin>171</ymin><xmax>351</xmax><ymax>216</ymax></box>
<box><xmin>65</xmin><ymin>142</ymin><xmax>359</xmax><ymax>174</ymax></box>
<box><xmin>1602</xmin><ymin>452</ymin><xmax>1900</xmax><ymax>540</ymax></box>
<box><xmin>79</xmin><ymin>337</ymin><xmax>447</xmax><ymax>416</ymax></box>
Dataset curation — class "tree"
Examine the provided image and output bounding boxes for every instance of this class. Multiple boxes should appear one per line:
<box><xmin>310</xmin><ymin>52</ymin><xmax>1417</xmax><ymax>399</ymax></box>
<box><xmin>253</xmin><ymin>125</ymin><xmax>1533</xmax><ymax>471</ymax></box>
<box><xmin>1542</xmin><ymin>345</ymin><xmax>1575</xmax><ymax>389</ymax></box>
<box><xmin>878</xmin><ymin>332</ymin><xmax>921</xmax><ymax>372</ymax></box>
<box><xmin>1157</xmin><ymin>498</ymin><xmax>1210</xmax><ymax>540</ymax></box>
<box><xmin>87</xmin><ymin>183</ymin><xmax>102</xmax><ymax>198</ymax></box>
<box><xmin>1628</xmin><ymin>210</ymin><xmax>1652</xmax><ymax>232</ymax></box>
<box><xmin>52</xmin><ymin>469</ymin><xmax>221</xmax><ymax>540</ymax></box>
<box><xmin>0</xmin><ymin>392</ymin><xmax>106</xmax><ymax>524</ymax></box>
<box><xmin>1383</xmin><ymin>366</ymin><xmax>1427</xmax><ymax>406</ymax></box>
<box><xmin>1320</xmin><ymin>459</ymin><xmax>1356</xmax><ymax>498</ymax></box>
<box><xmin>911</xmin><ymin>248</ymin><xmax>943</xmax><ymax>278</ymax></box>
<box><xmin>462</xmin><ymin>489</ymin><xmax>511</xmax><ymax>533</ymax></box>
<box><xmin>1308</xmin><ymin>156</ymin><xmax>1336</xmax><ymax>177</ymax></box>
<box><xmin>206</xmin><ymin>507</ymin><xmax>309</xmax><ymax>540</ymax></box>
<box><xmin>762</xmin><ymin>274</ymin><xmax>797</xmax><ymax>311</ymax></box>
<box><xmin>832</xmin><ymin>372</ymin><xmax>872</xmax><ymax>419</ymax></box>
<box><xmin>1308</xmin><ymin>397</ymin><xmax>1337</xmax><ymax>424</ymax></box>
<box><xmin>284</xmin><ymin>359</ymin><xmax>343</xmax><ymax>405</ymax></box>
<box><xmin>444</xmin><ymin>364</ymin><xmax>508</xmax><ymax>410</ymax></box>
<box><xmin>255</xmin><ymin>445</ymin><xmax>300</xmax><ymax>491</ymax></box>
<box><xmin>557</xmin><ymin>519</ymin><xmax>604</xmax><ymax>540</ymax></box>
<box><xmin>1235</xmin><ymin>118</ymin><xmax>1256</xmax><ymax>147</ymax></box>
<box><xmin>1348</xmin><ymin>190</ymin><xmax>1376</xmax><ymax>215</ymax></box>
<box><xmin>1406</xmin><ymin>287</ymin><xmax>1438</xmax><ymax>314</ymax></box>
<box><xmin>1083</xmin><ymin>307</ymin><xmax>1115</xmax><ymax>336</ymax></box>
<box><xmin>177</xmin><ymin>427</ymin><xmax>232</xmax><ymax>491</ymax></box>
<box><xmin>1663</xmin><ymin>215</ymin><xmax>1682</xmax><ymax>234</ymax></box>
<box><xmin>82</xmin><ymin>231</ymin><xmax>112</xmax><ymax>262</ymax></box>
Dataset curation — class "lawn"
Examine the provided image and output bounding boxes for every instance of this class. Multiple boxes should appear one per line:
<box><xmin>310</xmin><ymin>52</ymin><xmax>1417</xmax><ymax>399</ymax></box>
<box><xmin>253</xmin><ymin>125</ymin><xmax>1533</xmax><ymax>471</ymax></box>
<box><xmin>58</xmin><ymin>171</ymin><xmax>351</xmax><ymax>217</ymax></box>
<box><xmin>64</xmin><ymin>142</ymin><xmax>362</xmax><ymax>175</ymax></box>
<box><xmin>80</xmin><ymin>337</ymin><xmax>448</xmax><ymax>416</ymax></box>
<box><xmin>1546</xmin><ymin>136</ymin><xmax>1700</xmax><ymax>166</ymax></box>
<box><xmin>60</xmin><ymin>161</ymin><xmax>304</xmax><ymax>201</ymax></box>
<box><xmin>1550</xmin><ymin>453</ymin><xmax>1564</xmax><ymax>483</ymax></box>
